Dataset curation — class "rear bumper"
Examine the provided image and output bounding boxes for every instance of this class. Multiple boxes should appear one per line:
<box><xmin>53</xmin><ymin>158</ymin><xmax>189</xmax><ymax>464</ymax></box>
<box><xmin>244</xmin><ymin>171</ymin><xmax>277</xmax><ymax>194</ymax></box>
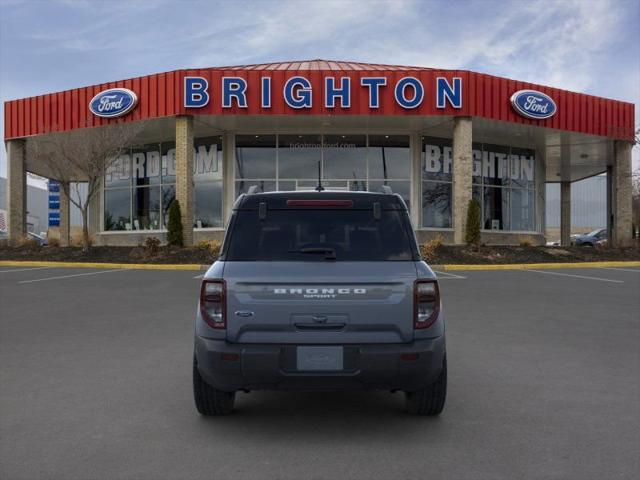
<box><xmin>194</xmin><ymin>336</ymin><xmax>445</xmax><ymax>392</ymax></box>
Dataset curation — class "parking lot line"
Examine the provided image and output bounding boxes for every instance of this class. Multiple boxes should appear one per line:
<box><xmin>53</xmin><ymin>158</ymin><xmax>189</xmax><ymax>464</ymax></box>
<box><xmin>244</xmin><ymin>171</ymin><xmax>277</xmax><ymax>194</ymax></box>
<box><xmin>193</xmin><ymin>274</ymin><xmax>204</xmax><ymax>279</ymax></box>
<box><xmin>18</xmin><ymin>269</ymin><xmax>127</xmax><ymax>284</ymax></box>
<box><xmin>524</xmin><ymin>269</ymin><xmax>624</xmax><ymax>283</ymax></box>
<box><xmin>0</xmin><ymin>267</ymin><xmax>53</xmax><ymax>273</ymax></box>
<box><xmin>597</xmin><ymin>267</ymin><xmax>640</xmax><ymax>273</ymax></box>
<box><xmin>433</xmin><ymin>270</ymin><xmax>466</xmax><ymax>279</ymax></box>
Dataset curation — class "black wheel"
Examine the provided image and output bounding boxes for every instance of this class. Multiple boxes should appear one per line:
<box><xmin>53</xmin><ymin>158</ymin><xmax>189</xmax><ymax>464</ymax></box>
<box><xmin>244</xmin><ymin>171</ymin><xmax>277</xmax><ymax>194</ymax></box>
<box><xmin>193</xmin><ymin>357</ymin><xmax>235</xmax><ymax>415</ymax></box>
<box><xmin>405</xmin><ymin>355</ymin><xmax>447</xmax><ymax>416</ymax></box>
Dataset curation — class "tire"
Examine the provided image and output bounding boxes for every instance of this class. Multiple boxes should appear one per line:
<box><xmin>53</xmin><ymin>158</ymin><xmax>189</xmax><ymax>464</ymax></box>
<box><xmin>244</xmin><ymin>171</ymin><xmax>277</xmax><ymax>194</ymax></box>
<box><xmin>193</xmin><ymin>357</ymin><xmax>235</xmax><ymax>415</ymax></box>
<box><xmin>404</xmin><ymin>355</ymin><xmax>447</xmax><ymax>416</ymax></box>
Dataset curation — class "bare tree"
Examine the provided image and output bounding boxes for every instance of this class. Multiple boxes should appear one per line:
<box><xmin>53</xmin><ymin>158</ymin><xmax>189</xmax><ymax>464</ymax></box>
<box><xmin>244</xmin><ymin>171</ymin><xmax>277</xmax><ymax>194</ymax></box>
<box><xmin>27</xmin><ymin>122</ymin><xmax>143</xmax><ymax>251</ymax></box>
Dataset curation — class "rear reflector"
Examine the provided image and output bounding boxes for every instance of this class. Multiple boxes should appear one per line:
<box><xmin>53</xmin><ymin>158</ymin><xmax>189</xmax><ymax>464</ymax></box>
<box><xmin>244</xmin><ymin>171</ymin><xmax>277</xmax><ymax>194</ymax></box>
<box><xmin>221</xmin><ymin>353</ymin><xmax>240</xmax><ymax>361</ymax></box>
<box><xmin>286</xmin><ymin>199</ymin><xmax>354</xmax><ymax>207</ymax></box>
<box><xmin>400</xmin><ymin>353</ymin><xmax>419</xmax><ymax>361</ymax></box>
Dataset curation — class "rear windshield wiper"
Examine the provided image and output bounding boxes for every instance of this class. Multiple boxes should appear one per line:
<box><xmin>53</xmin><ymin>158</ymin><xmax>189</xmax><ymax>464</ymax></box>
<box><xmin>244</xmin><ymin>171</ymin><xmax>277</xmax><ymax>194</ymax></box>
<box><xmin>288</xmin><ymin>247</ymin><xmax>337</xmax><ymax>260</ymax></box>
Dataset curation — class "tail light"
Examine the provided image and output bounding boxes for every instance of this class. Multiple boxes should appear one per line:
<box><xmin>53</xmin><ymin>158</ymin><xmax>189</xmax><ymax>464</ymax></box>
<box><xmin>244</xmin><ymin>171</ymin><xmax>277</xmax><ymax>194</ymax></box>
<box><xmin>200</xmin><ymin>279</ymin><xmax>226</xmax><ymax>329</ymax></box>
<box><xmin>414</xmin><ymin>280</ymin><xmax>440</xmax><ymax>329</ymax></box>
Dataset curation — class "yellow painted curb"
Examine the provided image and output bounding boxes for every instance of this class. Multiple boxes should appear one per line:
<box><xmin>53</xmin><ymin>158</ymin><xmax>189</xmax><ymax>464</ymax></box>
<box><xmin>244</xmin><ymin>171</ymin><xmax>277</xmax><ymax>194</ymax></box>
<box><xmin>440</xmin><ymin>261</ymin><xmax>640</xmax><ymax>271</ymax></box>
<box><xmin>0</xmin><ymin>260</ymin><xmax>208</xmax><ymax>271</ymax></box>
<box><xmin>1</xmin><ymin>260</ymin><xmax>639</xmax><ymax>272</ymax></box>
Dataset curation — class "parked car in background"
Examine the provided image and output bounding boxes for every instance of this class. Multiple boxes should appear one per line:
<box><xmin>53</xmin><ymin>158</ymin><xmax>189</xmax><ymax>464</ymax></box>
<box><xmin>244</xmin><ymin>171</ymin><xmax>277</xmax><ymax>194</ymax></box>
<box><xmin>571</xmin><ymin>229</ymin><xmax>607</xmax><ymax>247</ymax></box>
<box><xmin>0</xmin><ymin>230</ymin><xmax>48</xmax><ymax>245</ymax></box>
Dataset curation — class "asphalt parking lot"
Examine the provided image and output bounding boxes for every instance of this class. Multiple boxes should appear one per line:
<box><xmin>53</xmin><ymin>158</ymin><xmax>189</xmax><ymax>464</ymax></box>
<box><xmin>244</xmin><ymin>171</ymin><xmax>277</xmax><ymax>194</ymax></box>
<box><xmin>1</xmin><ymin>265</ymin><xmax>639</xmax><ymax>480</ymax></box>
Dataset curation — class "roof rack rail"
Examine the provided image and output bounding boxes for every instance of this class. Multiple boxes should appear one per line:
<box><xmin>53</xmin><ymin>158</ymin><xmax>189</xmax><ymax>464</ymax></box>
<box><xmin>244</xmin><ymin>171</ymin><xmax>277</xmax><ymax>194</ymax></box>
<box><xmin>380</xmin><ymin>185</ymin><xmax>393</xmax><ymax>194</ymax></box>
<box><xmin>247</xmin><ymin>185</ymin><xmax>260</xmax><ymax>194</ymax></box>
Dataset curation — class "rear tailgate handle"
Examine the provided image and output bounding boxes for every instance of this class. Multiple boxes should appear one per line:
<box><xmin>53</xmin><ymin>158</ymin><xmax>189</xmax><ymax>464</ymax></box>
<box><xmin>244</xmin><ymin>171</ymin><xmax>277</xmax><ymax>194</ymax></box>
<box><xmin>295</xmin><ymin>323</ymin><xmax>346</xmax><ymax>331</ymax></box>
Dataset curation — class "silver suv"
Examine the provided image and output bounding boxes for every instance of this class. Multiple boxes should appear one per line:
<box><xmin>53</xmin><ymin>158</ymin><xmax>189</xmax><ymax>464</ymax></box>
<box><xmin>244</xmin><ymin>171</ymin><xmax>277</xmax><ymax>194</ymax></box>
<box><xmin>193</xmin><ymin>191</ymin><xmax>446</xmax><ymax>415</ymax></box>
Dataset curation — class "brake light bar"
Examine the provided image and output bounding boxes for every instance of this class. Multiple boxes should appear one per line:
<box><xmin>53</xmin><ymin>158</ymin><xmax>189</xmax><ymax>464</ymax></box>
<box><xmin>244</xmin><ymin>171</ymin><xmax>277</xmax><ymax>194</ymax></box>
<box><xmin>286</xmin><ymin>200</ymin><xmax>354</xmax><ymax>207</ymax></box>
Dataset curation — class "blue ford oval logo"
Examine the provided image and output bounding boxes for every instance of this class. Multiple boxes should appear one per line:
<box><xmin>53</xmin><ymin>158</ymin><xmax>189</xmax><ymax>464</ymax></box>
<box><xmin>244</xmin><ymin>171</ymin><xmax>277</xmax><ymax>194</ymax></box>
<box><xmin>510</xmin><ymin>89</ymin><xmax>556</xmax><ymax>120</ymax></box>
<box><xmin>89</xmin><ymin>88</ymin><xmax>138</xmax><ymax>118</ymax></box>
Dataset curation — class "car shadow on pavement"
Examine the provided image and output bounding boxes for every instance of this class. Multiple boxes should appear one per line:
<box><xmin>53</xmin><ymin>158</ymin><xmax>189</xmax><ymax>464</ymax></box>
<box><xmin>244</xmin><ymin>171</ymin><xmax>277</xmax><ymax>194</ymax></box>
<box><xmin>194</xmin><ymin>390</ymin><xmax>446</xmax><ymax>442</ymax></box>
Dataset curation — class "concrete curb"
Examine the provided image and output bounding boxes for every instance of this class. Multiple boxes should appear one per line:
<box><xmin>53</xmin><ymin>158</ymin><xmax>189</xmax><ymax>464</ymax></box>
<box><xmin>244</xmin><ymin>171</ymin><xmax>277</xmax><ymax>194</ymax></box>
<box><xmin>434</xmin><ymin>261</ymin><xmax>640</xmax><ymax>271</ymax></box>
<box><xmin>1</xmin><ymin>260</ymin><xmax>639</xmax><ymax>271</ymax></box>
<box><xmin>0</xmin><ymin>261</ymin><xmax>208</xmax><ymax>271</ymax></box>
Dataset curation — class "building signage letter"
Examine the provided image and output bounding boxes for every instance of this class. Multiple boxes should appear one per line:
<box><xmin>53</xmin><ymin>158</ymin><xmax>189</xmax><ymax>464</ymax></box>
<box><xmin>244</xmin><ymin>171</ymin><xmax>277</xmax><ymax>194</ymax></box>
<box><xmin>222</xmin><ymin>77</ymin><xmax>248</xmax><ymax>108</ymax></box>
<box><xmin>325</xmin><ymin>77</ymin><xmax>351</xmax><ymax>108</ymax></box>
<box><xmin>184</xmin><ymin>77</ymin><xmax>209</xmax><ymax>108</ymax></box>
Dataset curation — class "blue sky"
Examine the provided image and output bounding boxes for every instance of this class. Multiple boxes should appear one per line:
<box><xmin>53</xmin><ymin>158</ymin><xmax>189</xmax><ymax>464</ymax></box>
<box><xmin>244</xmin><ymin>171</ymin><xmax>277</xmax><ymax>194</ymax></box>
<box><xmin>1</xmin><ymin>0</ymin><xmax>638</xmax><ymax>179</ymax></box>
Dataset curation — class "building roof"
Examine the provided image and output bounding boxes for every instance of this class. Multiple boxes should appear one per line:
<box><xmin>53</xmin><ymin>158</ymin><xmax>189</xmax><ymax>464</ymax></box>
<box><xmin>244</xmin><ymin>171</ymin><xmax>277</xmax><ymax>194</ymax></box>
<box><xmin>3</xmin><ymin>59</ymin><xmax>635</xmax><ymax>142</ymax></box>
<box><xmin>214</xmin><ymin>59</ymin><xmax>434</xmax><ymax>71</ymax></box>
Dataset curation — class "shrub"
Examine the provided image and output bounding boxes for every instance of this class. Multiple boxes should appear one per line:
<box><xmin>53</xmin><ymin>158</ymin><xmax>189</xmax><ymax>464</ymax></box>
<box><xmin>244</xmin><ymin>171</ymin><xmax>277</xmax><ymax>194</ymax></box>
<box><xmin>166</xmin><ymin>200</ymin><xmax>183</xmax><ymax>247</ymax></box>
<box><xmin>196</xmin><ymin>239</ymin><xmax>222</xmax><ymax>257</ymax></box>
<box><xmin>144</xmin><ymin>236</ymin><xmax>161</xmax><ymax>256</ymax></box>
<box><xmin>48</xmin><ymin>237</ymin><xmax>60</xmax><ymax>247</ymax></box>
<box><xmin>518</xmin><ymin>236</ymin><xmax>532</xmax><ymax>247</ymax></box>
<box><xmin>18</xmin><ymin>237</ymin><xmax>39</xmax><ymax>249</ymax></box>
<box><xmin>465</xmin><ymin>199</ymin><xmax>481</xmax><ymax>246</ymax></box>
<box><xmin>70</xmin><ymin>230</ymin><xmax>93</xmax><ymax>247</ymax></box>
<box><xmin>420</xmin><ymin>234</ymin><xmax>444</xmax><ymax>260</ymax></box>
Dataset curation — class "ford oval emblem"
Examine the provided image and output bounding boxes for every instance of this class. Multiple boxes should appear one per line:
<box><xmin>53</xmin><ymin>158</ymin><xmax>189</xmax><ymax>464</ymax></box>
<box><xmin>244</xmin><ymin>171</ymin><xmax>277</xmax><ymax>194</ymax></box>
<box><xmin>89</xmin><ymin>88</ymin><xmax>138</xmax><ymax>118</ymax></box>
<box><xmin>510</xmin><ymin>89</ymin><xmax>556</xmax><ymax>120</ymax></box>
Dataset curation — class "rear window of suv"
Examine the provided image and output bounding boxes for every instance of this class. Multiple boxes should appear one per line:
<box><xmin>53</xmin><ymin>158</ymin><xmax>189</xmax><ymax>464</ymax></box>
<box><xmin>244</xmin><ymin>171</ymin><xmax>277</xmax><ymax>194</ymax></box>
<box><xmin>225</xmin><ymin>209</ymin><xmax>416</xmax><ymax>261</ymax></box>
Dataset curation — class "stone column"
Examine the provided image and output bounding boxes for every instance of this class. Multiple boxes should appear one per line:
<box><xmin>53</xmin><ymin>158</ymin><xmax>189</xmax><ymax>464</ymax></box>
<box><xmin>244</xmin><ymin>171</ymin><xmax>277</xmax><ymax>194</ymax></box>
<box><xmin>175</xmin><ymin>115</ymin><xmax>194</xmax><ymax>246</ymax></box>
<box><xmin>6</xmin><ymin>139</ymin><xmax>27</xmax><ymax>245</ymax></box>
<box><xmin>611</xmin><ymin>141</ymin><xmax>633</xmax><ymax>247</ymax></box>
<box><xmin>222</xmin><ymin>133</ymin><xmax>235</xmax><ymax>227</ymax></box>
<box><xmin>409</xmin><ymin>133</ymin><xmax>422</xmax><ymax>230</ymax></box>
<box><xmin>59</xmin><ymin>182</ymin><xmax>70</xmax><ymax>247</ymax></box>
<box><xmin>452</xmin><ymin>117</ymin><xmax>473</xmax><ymax>244</ymax></box>
<box><xmin>560</xmin><ymin>181</ymin><xmax>571</xmax><ymax>246</ymax></box>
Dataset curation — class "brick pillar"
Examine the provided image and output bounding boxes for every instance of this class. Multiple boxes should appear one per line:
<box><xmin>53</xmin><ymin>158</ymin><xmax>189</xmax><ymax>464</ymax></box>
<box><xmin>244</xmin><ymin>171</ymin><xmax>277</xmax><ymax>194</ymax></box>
<box><xmin>560</xmin><ymin>181</ymin><xmax>571</xmax><ymax>246</ymax></box>
<box><xmin>611</xmin><ymin>141</ymin><xmax>633</xmax><ymax>247</ymax></box>
<box><xmin>452</xmin><ymin>117</ymin><xmax>473</xmax><ymax>244</ymax></box>
<box><xmin>6</xmin><ymin>139</ymin><xmax>27</xmax><ymax>245</ymax></box>
<box><xmin>59</xmin><ymin>182</ymin><xmax>70</xmax><ymax>247</ymax></box>
<box><xmin>175</xmin><ymin>115</ymin><xmax>194</xmax><ymax>246</ymax></box>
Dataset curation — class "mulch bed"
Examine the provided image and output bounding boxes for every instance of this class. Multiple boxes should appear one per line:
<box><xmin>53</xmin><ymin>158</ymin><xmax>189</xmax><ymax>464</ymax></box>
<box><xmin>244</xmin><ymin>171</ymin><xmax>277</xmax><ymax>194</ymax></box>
<box><xmin>425</xmin><ymin>245</ymin><xmax>640</xmax><ymax>265</ymax></box>
<box><xmin>1</xmin><ymin>244</ymin><xmax>638</xmax><ymax>265</ymax></box>
<box><xmin>0</xmin><ymin>245</ymin><xmax>217</xmax><ymax>265</ymax></box>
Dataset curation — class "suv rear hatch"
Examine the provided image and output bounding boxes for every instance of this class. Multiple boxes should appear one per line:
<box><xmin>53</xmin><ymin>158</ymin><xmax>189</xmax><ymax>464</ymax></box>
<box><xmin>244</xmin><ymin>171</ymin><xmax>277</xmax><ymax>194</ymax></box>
<box><xmin>220</xmin><ymin>193</ymin><xmax>420</xmax><ymax>344</ymax></box>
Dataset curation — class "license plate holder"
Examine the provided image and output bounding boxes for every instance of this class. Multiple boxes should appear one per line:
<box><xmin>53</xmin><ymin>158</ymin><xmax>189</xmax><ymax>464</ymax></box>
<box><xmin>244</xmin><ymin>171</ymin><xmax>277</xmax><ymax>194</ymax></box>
<box><xmin>296</xmin><ymin>346</ymin><xmax>343</xmax><ymax>371</ymax></box>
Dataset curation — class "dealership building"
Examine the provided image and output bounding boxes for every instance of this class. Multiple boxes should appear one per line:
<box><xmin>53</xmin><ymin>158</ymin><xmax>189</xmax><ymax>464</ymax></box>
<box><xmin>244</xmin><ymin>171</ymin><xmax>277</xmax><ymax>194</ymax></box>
<box><xmin>3</xmin><ymin>60</ymin><xmax>636</xmax><ymax>246</ymax></box>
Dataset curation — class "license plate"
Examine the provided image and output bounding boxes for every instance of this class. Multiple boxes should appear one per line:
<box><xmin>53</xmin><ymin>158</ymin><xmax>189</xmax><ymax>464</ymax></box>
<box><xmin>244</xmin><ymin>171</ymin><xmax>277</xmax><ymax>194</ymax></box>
<box><xmin>296</xmin><ymin>346</ymin><xmax>343</xmax><ymax>371</ymax></box>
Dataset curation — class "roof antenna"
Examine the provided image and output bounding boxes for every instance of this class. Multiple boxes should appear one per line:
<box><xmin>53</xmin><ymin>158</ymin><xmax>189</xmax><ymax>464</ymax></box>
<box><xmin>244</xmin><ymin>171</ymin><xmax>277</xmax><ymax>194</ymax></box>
<box><xmin>315</xmin><ymin>160</ymin><xmax>324</xmax><ymax>191</ymax></box>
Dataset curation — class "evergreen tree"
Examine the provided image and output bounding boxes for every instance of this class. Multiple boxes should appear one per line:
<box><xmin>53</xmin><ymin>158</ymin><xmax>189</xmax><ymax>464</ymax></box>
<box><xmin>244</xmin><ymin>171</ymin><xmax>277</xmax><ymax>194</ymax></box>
<box><xmin>167</xmin><ymin>200</ymin><xmax>183</xmax><ymax>247</ymax></box>
<box><xmin>465</xmin><ymin>198</ymin><xmax>481</xmax><ymax>246</ymax></box>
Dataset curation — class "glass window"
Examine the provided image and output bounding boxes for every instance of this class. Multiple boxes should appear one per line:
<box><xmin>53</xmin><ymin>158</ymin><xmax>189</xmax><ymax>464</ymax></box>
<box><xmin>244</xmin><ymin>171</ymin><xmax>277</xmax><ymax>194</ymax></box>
<box><xmin>226</xmin><ymin>210</ymin><xmax>415</xmax><ymax>262</ymax></box>
<box><xmin>484</xmin><ymin>186</ymin><xmax>509</xmax><ymax>230</ymax></box>
<box><xmin>472</xmin><ymin>142</ymin><xmax>483</xmax><ymax>184</ymax></box>
<box><xmin>161</xmin><ymin>142</ymin><xmax>176</xmax><ymax>183</ymax></box>
<box><xmin>194</xmin><ymin>136</ymin><xmax>222</xmax><ymax>183</ymax></box>
<box><xmin>161</xmin><ymin>185</ymin><xmax>175</xmax><ymax>228</ymax></box>
<box><xmin>369</xmin><ymin>135</ymin><xmax>410</xmax><ymax>179</ymax></box>
<box><xmin>278</xmin><ymin>134</ymin><xmax>322</xmax><ymax>179</ymax></box>
<box><xmin>422</xmin><ymin>181</ymin><xmax>452</xmax><ymax>228</ymax></box>
<box><xmin>194</xmin><ymin>181</ymin><xmax>223</xmax><ymax>228</ymax></box>
<box><xmin>105</xmin><ymin>153</ymin><xmax>131</xmax><ymax>188</ymax></box>
<box><xmin>422</xmin><ymin>137</ymin><xmax>452</xmax><ymax>182</ymax></box>
<box><xmin>482</xmin><ymin>143</ymin><xmax>510</xmax><ymax>187</ymax></box>
<box><xmin>133</xmin><ymin>186</ymin><xmax>161</xmax><ymax>230</ymax></box>
<box><xmin>235</xmin><ymin>135</ymin><xmax>276</xmax><ymax>179</ymax></box>
<box><xmin>509</xmin><ymin>147</ymin><xmax>535</xmax><ymax>188</ymax></box>
<box><xmin>131</xmin><ymin>143</ymin><xmax>161</xmax><ymax>187</ymax></box>
<box><xmin>510</xmin><ymin>188</ymin><xmax>535</xmax><ymax>231</ymax></box>
<box><xmin>104</xmin><ymin>188</ymin><xmax>131</xmax><ymax>231</ymax></box>
<box><xmin>369</xmin><ymin>180</ymin><xmax>410</xmax><ymax>211</ymax></box>
<box><xmin>235</xmin><ymin>180</ymin><xmax>277</xmax><ymax>197</ymax></box>
<box><xmin>322</xmin><ymin>134</ymin><xmax>366</xmax><ymax>179</ymax></box>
